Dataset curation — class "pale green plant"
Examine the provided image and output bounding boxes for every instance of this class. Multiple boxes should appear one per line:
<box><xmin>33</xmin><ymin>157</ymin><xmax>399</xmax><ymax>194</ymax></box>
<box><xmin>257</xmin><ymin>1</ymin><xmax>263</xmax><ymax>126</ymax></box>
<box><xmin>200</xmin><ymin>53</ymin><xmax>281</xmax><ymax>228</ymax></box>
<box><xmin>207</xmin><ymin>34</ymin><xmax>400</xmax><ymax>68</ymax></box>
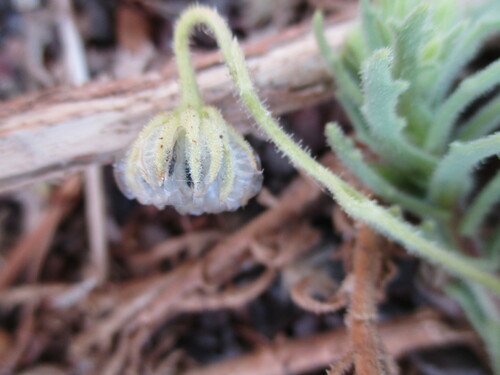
<box><xmin>314</xmin><ymin>0</ymin><xmax>500</xmax><ymax>371</ymax></box>
<box><xmin>115</xmin><ymin>4</ymin><xmax>500</xmax><ymax>292</ymax></box>
<box><xmin>115</xmin><ymin>3</ymin><xmax>500</xmax><ymax>370</ymax></box>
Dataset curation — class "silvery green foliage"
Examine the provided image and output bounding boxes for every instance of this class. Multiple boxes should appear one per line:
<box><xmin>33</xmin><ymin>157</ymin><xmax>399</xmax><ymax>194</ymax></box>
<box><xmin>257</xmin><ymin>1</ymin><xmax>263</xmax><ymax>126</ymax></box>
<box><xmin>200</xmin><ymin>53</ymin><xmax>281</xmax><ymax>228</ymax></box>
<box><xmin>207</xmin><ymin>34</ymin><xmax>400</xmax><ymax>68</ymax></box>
<box><xmin>114</xmin><ymin>106</ymin><xmax>262</xmax><ymax>215</ymax></box>
<box><xmin>315</xmin><ymin>0</ymin><xmax>500</xmax><ymax>371</ymax></box>
<box><xmin>167</xmin><ymin>6</ymin><xmax>497</xmax><ymax>297</ymax></box>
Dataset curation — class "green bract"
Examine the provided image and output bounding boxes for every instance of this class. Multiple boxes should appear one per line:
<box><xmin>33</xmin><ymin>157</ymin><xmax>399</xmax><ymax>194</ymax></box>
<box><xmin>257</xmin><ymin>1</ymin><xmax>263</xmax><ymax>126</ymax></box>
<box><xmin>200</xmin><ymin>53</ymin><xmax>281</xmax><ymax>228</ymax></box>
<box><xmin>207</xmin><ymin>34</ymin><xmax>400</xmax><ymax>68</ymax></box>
<box><xmin>114</xmin><ymin>106</ymin><xmax>262</xmax><ymax>215</ymax></box>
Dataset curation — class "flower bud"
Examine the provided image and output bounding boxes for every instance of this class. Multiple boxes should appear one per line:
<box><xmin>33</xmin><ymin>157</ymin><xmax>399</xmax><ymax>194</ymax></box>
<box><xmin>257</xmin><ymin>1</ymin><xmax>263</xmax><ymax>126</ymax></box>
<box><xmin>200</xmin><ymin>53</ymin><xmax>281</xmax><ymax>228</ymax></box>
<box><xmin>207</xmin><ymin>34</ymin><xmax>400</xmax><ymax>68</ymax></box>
<box><xmin>114</xmin><ymin>106</ymin><xmax>263</xmax><ymax>215</ymax></box>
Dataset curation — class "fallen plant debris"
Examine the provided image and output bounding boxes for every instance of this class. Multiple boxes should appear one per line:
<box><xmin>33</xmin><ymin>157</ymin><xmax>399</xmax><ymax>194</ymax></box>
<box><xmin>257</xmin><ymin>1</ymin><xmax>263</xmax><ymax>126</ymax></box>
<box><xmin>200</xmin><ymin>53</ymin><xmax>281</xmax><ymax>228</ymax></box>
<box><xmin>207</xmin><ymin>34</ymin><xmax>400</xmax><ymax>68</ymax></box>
<box><xmin>182</xmin><ymin>310</ymin><xmax>476</xmax><ymax>375</ymax></box>
<box><xmin>0</xmin><ymin>1</ymin><xmax>498</xmax><ymax>375</ymax></box>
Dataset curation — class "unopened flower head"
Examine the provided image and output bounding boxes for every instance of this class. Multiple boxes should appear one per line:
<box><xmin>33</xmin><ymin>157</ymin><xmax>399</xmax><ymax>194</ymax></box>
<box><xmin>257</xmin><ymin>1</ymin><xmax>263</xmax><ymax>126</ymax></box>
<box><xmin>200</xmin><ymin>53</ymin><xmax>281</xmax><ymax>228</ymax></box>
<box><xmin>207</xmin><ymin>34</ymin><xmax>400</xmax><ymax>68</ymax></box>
<box><xmin>114</xmin><ymin>105</ymin><xmax>263</xmax><ymax>215</ymax></box>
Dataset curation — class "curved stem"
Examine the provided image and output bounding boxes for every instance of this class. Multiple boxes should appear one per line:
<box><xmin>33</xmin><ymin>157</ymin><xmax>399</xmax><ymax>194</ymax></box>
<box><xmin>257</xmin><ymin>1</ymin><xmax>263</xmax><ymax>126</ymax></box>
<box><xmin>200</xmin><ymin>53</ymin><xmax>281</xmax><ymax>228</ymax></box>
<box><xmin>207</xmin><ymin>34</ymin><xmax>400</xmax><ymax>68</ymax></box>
<box><xmin>173</xmin><ymin>6</ymin><xmax>500</xmax><ymax>293</ymax></box>
<box><xmin>173</xmin><ymin>12</ymin><xmax>204</xmax><ymax>108</ymax></box>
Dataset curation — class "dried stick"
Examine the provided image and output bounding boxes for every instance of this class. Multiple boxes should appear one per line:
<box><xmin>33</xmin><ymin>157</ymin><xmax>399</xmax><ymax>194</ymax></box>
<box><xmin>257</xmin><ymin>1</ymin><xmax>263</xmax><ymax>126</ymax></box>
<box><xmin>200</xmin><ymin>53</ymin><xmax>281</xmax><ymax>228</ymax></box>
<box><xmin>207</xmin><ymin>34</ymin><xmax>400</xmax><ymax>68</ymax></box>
<box><xmin>83</xmin><ymin>166</ymin><xmax>109</xmax><ymax>283</ymax></box>
<box><xmin>128</xmin><ymin>229</ymin><xmax>222</xmax><ymax>271</ymax></box>
<box><xmin>53</xmin><ymin>0</ymin><xmax>109</xmax><ymax>284</ymax></box>
<box><xmin>181</xmin><ymin>311</ymin><xmax>476</xmax><ymax>375</ymax></box>
<box><xmin>0</xmin><ymin>303</ymin><xmax>35</xmax><ymax>374</ymax></box>
<box><xmin>0</xmin><ymin>17</ymin><xmax>355</xmax><ymax>191</ymax></box>
<box><xmin>70</xmin><ymin>260</ymin><xmax>200</xmax><ymax>357</ymax></box>
<box><xmin>248</xmin><ymin>222</ymin><xmax>320</xmax><ymax>268</ymax></box>
<box><xmin>347</xmin><ymin>224</ymin><xmax>393</xmax><ymax>375</ymax></box>
<box><xmin>127</xmin><ymin>173</ymin><xmax>324</xmax><ymax>330</ymax></box>
<box><xmin>71</xmin><ymin>168</ymin><xmax>324</xmax><ymax>355</ymax></box>
<box><xmin>0</xmin><ymin>176</ymin><xmax>81</xmax><ymax>290</ymax></box>
<box><xmin>177</xmin><ymin>268</ymin><xmax>277</xmax><ymax>313</ymax></box>
<box><xmin>178</xmin><ymin>222</ymin><xmax>319</xmax><ymax>314</ymax></box>
<box><xmin>201</xmin><ymin>173</ymin><xmax>324</xmax><ymax>283</ymax></box>
<box><xmin>290</xmin><ymin>275</ymin><xmax>349</xmax><ymax>314</ymax></box>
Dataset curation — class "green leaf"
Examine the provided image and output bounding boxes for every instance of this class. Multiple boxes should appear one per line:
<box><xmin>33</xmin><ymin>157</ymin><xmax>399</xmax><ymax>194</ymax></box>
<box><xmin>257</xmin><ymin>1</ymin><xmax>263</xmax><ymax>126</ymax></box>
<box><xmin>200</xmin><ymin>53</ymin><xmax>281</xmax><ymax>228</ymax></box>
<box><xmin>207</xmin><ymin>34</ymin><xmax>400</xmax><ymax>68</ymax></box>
<box><xmin>447</xmin><ymin>283</ymin><xmax>488</xmax><ymax>338</ymax></box>
<box><xmin>429</xmin><ymin>16</ymin><xmax>500</xmax><ymax>105</ymax></box>
<box><xmin>459</xmin><ymin>93</ymin><xmax>500</xmax><ymax>141</ymax></box>
<box><xmin>336</xmin><ymin>92</ymin><xmax>371</xmax><ymax>144</ymax></box>
<box><xmin>429</xmin><ymin>0</ymin><xmax>460</xmax><ymax>30</ymax></box>
<box><xmin>313</xmin><ymin>11</ymin><xmax>363</xmax><ymax>105</ymax></box>
<box><xmin>326</xmin><ymin>122</ymin><xmax>448</xmax><ymax>220</ymax></box>
<box><xmin>460</xmin><ymin>172</ymin><xmax>500</xmax><ymax>237</ymax></box>
<box><xmin>486</xmin><ymin>228</ymin><xmax>500</xmax><ymax>267</ymax></box>
<box><xmin>361</xmin><ymin>49</ymin><xmax>436</xmax><ymax>174</ymax></box>
<box><xmin>429</xmin><ymin>132</ymin><xmax>500</xmax><ymax>208</ymax></box>
<box><xmin>360</xmin><ymin>0</ymin><xmax>388</xmax><ymax>52</ymax></box>
<box><xmin>341</xmin><ymin>29</ymin><xmax>366</xmax><ymax>76</ymax></box>
<box><xmin>421</xmin><ymin>22</ymin><xmax>464</xmax><ymax>66</ymax></box>
<box><xmin>447</xmin><ymin>282</ymin><xmax>500</xmax><ymax>374</ymax></box>
<box><xmin>392</xmin><ymin>5</ymin><xmax>429</xmax><ymax>82</ymax></box>
<box><xmin>390</xmin><ymin>6</ymin><xmax>435</xmax><ymax>143</ymax></box>
<box><xmin>425</xmin><ymin>59</ymin><xmax>500</xmax><ymax>153</ymax></box>
<box><xmin>377</xmin><ymin>0</ymin><xmax>419</xmax><ymax>19</ymax></box>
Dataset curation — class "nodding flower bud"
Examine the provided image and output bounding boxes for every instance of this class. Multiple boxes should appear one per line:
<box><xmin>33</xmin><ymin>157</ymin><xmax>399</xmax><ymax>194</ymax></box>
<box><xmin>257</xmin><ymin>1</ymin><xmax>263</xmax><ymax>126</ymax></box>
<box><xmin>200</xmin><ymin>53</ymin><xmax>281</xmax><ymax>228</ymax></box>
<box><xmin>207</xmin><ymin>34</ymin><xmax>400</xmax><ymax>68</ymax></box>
<box><xmin>114</xmin><ymin>105</ymin><xmax>263</xmax><ymax>215</ymax></box>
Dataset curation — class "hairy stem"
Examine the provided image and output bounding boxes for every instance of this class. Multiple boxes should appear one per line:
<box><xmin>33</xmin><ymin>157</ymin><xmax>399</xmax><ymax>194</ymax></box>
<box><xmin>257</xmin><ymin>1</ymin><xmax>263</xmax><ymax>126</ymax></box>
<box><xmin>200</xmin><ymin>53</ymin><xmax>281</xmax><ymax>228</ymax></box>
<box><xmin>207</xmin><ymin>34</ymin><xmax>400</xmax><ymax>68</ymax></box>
<box><xmin>174</xmin><ymin>13</ymin><xmax>204</xmax><ymax>108</ymax></box>
<box><xmin>349</xmin><ymin>224</ymin><xmax>393</xmax><ymax>375</ymax></box>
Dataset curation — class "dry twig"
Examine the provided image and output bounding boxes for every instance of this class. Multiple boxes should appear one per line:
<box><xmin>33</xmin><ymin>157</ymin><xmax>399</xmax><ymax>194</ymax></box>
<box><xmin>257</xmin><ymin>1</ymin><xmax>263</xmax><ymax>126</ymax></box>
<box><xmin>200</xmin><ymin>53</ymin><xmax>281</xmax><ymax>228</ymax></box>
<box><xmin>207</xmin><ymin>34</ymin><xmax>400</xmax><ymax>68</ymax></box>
<box><xmin>0</xmin><ymin>16</ymin><xmax>355</xmax><ymax>190</ymax></box>
<box><xmin>68</xmin><ymin>166</ymin><xmax>325</xmax><ymax>361</ymax></box>
<box><xmin>0</xmin><ymin>176</ymin><xmax>81</xmax><ymax>290</ymax></box>
<box><xmin>53</xmin><ymin>0</ymin><xmax>109</xmax><ymax>285</ymax></box>
<box><xmin>181</xmin><ymin>310</ymin><xmax>475</xmax><ymax>375</ymax></box>
<box><xmin>341</xmin><ymin>224</ymin><xmax>395</xmax><ymax>375</ymax></box>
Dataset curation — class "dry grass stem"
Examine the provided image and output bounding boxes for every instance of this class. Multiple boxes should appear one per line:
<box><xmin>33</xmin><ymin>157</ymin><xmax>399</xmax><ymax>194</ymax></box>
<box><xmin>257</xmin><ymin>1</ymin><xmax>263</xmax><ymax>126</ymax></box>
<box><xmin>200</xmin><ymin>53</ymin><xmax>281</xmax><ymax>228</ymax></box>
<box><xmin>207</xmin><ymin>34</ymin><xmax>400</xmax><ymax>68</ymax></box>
<box><xmin>182</xmin><ymin>310</ymin><xmax>475</xmax><ymax>375</ymax></box>
<box><xmin>0</xmin><ymin>176</ymin><xmax>81</xmax><ymax>290</ymax></box>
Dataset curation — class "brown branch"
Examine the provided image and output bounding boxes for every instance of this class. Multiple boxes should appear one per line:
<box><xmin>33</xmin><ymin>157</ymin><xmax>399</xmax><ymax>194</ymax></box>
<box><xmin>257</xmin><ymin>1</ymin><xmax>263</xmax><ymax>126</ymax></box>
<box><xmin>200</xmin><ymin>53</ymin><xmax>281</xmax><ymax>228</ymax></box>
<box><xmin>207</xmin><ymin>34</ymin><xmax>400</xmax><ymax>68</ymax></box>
<box><xmin>0</xmin><ymin>175</ymin><xmax>81</xmax><ymax>290</ymax></box>
<box><xmin>248</xmin><ymin>221</ymin><xmax>321</xmax><ymax>268</ymax></box>
<box><xmin>70</xmin><ymin>260</ymin><xmax>200</xmax><ymax>358</ymax></box>
<box><xmin>0</xmin><ymin>303</ymin><xmax>36</xmax><ymax>373</ymax></box>
<box><xmin>125</xmin><ymin>175</ymin><xmax>324</xmax><ymax>331</ymax></box>
<box><xmin>181</xmin><ymin>310</ymin><xmax>476</xmax><ymax>375</ymax></box>
<box><xmin>290</xmin><ymin>274</ymin><xmax>349</xmax><ymax>314</ymax></box>
<box><xmin>70</xmin><ymin>167</ymin><xmax>324</xmax><ymax>356</ymax></box>
<box><xmin>347</xmin><ymin>224</ymin><xmax>393</xmax><ymax>375</ymax></box>
<box><xmin>0</xmin><ymin>16</ymin><xmax>356</xmax><ymax>192</ymax></box>
<box><xmin>177</xmin><ymin>268</ymin><xmax>277</xmax><ymax>313</ymax></box>
<box><xmin>327</xmin><ymin>353</ymin><xmax>355</xmax><ymax>375</ymax></box>
<box><xmin>127</xmin><ymin>229</ymin><xmax>223</xmax><ymax>273</ymax></box>
<box><xmin>178</xmin><ymin>222</ymin><xmax>321</xmax><ymax>313</ymax></box>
